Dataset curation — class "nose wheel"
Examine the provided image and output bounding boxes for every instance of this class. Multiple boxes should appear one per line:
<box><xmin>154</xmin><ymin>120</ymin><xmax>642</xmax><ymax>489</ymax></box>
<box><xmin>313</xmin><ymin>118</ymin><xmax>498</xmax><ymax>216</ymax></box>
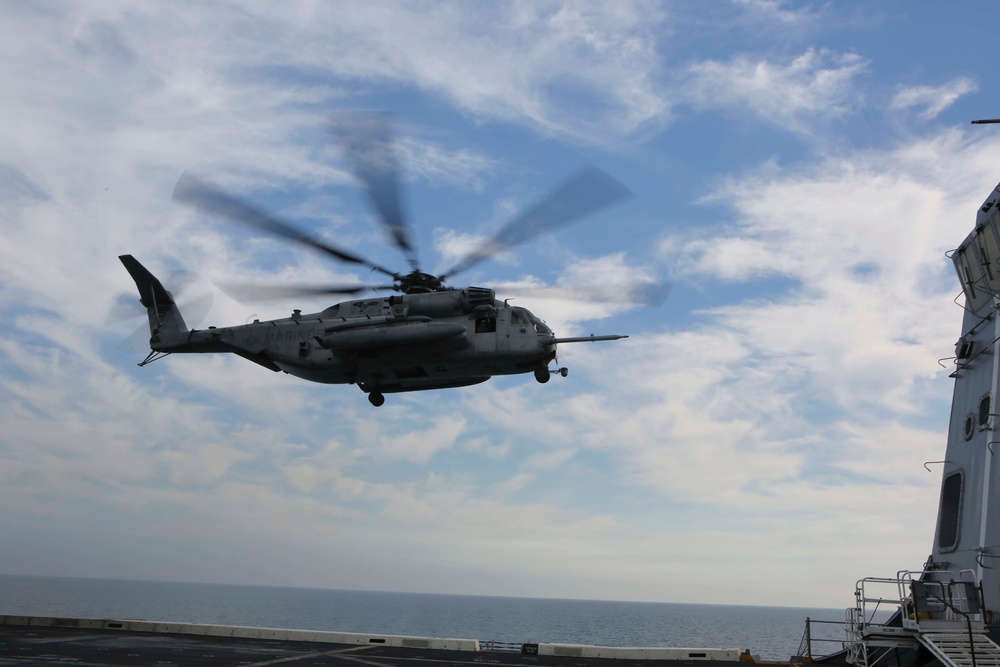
<box><xmin>368</xmin><ymin>391</ymin><xmax>385</xmax><ymax>407</ymax></box>
<box><xmin>535</xmin><ymin>367</ymin><xmax>569</xmax><ymax>383</ymax></box>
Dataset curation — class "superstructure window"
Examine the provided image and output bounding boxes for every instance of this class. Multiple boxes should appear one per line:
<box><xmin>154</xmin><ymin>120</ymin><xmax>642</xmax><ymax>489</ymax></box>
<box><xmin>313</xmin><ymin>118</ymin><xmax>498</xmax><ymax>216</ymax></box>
<box><xmin>980</xmin><ymin>394</ymin><xmax>992</xmax><ymax>429</ymax></box>
<box><xmin>937</xmin><ymin>470</ymin><xmax>963</xmax><ymax>552</ymax></box>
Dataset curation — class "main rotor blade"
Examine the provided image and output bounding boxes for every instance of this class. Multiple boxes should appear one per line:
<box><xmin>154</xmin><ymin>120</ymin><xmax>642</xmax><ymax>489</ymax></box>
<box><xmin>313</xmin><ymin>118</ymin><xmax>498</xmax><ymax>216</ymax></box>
<box><xmin>172</xmin><ymin>173</ymin><xmax>399</xmax><ymax>280</ymax></box>
<box><xmin>215</xmin><ymin>281</ymin><xmax>390</xmax><ymax>303</ymax></box>
<box><xmin>440</xmin><ymin>167</ymin><xmax>633</xmax><ymax>280</ymax></box>
<box><xmin>331</xmin><ymin>112</ymin><xmax>418</xmax><ymax>270</ymax></box>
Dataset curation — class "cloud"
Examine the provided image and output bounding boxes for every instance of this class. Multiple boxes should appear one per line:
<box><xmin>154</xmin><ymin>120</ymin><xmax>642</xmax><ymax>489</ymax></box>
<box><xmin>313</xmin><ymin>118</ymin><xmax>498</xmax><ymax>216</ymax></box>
<box><xmin>367</xmin><ymin>414</ymin><xmax>468</xmax><ymax>464</ymax></box>
<box><xmin>671</xmin><ymin>130</ymin><xmax>996</xmax><ymax>420</ymax></box>
<box><xmin>399</xmin><ymin>138</ymin><xmax>500</xmax><ymax>190</ymax></box>
<box><xmin>0</xmin><ymin>1</ymin><xmax>670</xmax><ymax>335</ymax></box>
<box><xmin>685</xmin><ymin>49</ymin><xmax>867</xmax><ymax>133</ymax></box>
<box><xmin>2</xmin><ymin>0</ymin><xmax>995</xmax><ymax>610</ymax></box>
<box><xmin>444</xmin><ymin>129</ymin><xmax>1000</xmax><ymax>603</ymax></box>
<box><xmin>64</xmin><ymin>1</ymin><xmax>670</xmax><ymax>145</ymax></box>
<box><xmin>891</xmin><ymin>77</ymin><xmax>979</xmax><ymax>120</ymax></box>
<box><xmin>488</xmin><ymin>253</ymin><xmax>667</xmax><ymax>336</ymax></box>
<box><xmin>730</xmin><ymin>0</ymin><xmax>811</xmax><ymax>22</ymax></box>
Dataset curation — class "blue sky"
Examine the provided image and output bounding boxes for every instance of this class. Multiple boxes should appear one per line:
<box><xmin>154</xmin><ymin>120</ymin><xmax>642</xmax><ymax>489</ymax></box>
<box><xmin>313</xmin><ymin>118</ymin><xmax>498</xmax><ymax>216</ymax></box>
<box><xmin>2</xmin><ymin>1</ymin><xmax>1000</xmax><ymax>610</ymax></box>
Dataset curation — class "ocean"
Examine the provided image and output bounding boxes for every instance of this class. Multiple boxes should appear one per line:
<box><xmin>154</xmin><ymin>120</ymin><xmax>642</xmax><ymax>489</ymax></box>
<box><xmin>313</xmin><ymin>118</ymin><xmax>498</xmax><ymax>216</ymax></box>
<box><xmin>0</xmin><ymin>575</ymin><xmax>848</xmax><ymax>661</ymax></box>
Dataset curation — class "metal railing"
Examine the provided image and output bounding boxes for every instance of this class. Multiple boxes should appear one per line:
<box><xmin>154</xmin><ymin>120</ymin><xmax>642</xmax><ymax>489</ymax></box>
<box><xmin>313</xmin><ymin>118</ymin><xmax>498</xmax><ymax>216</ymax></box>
<box><xmin>846</xmin><ymin>570</ymin><xmax>985</xmax><ymax>667</ymax></box>
<box><xmin>897</xmin><ymin>569</ymin><xmax>983</xmax><ymax>629</ymax></box>
<box><xmin>796</xmin><ymin>617</ymin><xmax>848</xmax><ymax>660</ymax></box>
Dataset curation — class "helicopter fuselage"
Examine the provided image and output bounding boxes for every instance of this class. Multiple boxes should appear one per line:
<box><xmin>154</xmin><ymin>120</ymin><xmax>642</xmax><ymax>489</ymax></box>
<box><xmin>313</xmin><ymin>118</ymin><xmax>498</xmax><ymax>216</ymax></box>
<box><xmin>151</xmin><ymin>120</ymin><xmax>639</xmax><ymax>406</ymax></box>
<box><xmin>152</xmin><ymin>287</ymin><xmax>563</xmax><ymax>397</ymax></box>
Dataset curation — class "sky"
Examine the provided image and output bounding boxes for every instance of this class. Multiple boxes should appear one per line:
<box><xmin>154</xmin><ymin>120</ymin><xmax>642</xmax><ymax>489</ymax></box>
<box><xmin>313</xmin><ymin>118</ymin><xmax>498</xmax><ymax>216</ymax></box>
<box><xmin>2</xmin><ymin>1</ymin><xmax>1000</xmax><ymax>613</ymax></box>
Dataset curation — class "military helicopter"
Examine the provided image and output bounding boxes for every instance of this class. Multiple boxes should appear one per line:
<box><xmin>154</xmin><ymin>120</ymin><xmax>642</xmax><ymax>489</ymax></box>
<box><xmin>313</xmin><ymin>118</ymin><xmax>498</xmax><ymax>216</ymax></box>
<box><xmin>119</xmin><ymin>115</ymin><xmax>664</xmax><ymax>406</ymax></box>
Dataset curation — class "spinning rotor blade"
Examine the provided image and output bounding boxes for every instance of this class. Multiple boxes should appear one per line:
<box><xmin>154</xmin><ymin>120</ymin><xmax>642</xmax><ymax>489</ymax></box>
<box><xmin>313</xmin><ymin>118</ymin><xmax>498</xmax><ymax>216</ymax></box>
<box><xmin>107</xmin><ymin>270</ymin><xmax>214</xmax><ymax>351</ymax></box>
<box><xmin>106</xmin><ymin>270</ymin><xmax>212</xmax><ymax>325</ymax></box>
<box><xmin>331</xmin><ymin>112</ymin><xmax>417</xmax><ymax>270</ymax></box>
<box><xmin>172</xmin><ymin>173</ymin><xmax>398</xmax><ymax>280</ymax></box>
<box><xmin>215</xmin><ymin>281</ymin><xmax>388</xmax><ymax>303</ymax></box>
<box><xmin>440</xmin><ymin>167</ymin><xmax>633</xmax><ymax>281</ymax></box>
<box><xmin>105</xmin><ymin>291</ymin><xmax>142</xmax><ymax>324</ymax></box>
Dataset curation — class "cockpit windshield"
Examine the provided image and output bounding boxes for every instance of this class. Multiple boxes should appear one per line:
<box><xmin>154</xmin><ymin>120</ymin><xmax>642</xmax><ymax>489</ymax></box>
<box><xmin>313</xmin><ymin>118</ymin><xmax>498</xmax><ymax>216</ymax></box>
<box><xmin>527</xmin><ymin>312</ymin><xmax>551</xmax><ymax>335</ymax></box>
<box><xmin>511</xmin><ymin>307</ymin><xmax>551</xmax><ymax>335</ymax></box>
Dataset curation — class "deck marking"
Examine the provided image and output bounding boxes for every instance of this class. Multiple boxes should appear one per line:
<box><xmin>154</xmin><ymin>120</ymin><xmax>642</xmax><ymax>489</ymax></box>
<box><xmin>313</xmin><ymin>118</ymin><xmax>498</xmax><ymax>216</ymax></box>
<box><xmin>20</xmin><ymin>634</ymin><xmax>109</xmax><ymax>644</ymax></box>
<box><xmin>344</xmin><ymin>655</ymin><xmax>517</xmax><ymax>667</ymax></box>
<box><xmin>239</xmin><ymin>644</ymin><xmax>377</xmax><ymax>667</ymax></box>
<box><xmin>338</xmin><ymin>652</ymin><xmax>401</xmax><ymax>667</ymax></box>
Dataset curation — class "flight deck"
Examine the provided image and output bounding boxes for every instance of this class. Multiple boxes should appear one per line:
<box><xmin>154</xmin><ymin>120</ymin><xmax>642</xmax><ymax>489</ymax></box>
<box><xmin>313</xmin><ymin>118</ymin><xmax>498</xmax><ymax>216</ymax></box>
<box><xmin>0</xmin><ymin>615</ymin><xmax>764</xmax><ymax>667</ymax></box>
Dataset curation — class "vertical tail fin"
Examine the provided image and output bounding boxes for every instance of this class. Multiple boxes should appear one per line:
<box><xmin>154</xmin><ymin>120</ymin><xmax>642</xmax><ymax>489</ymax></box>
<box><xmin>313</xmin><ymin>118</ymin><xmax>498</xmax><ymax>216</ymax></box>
<box><xmin>118</xmin><ymin>255</ymin><xmax>189</xmax><ymax>347</ymax></box>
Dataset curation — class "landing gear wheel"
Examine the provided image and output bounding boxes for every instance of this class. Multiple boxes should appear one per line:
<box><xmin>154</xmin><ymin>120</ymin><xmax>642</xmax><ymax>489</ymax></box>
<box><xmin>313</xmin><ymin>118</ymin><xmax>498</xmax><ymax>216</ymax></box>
<box><xmin>534</xmin><ymin>367</ymin><xmax>550</xmax><ymax>384</ymax></box>
<box><xmin>368</xmin><ymin>391</ymin><xmax>385</xmax><ymax>407</ymax></box>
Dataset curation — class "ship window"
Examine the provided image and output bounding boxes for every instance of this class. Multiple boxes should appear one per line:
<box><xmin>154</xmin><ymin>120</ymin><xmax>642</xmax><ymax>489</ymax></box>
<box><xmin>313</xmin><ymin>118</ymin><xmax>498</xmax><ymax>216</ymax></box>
<box><xmin>980</xmin><ymin>394</ymin><xmax>992</xmax><ymax>429</ymax></box>
<box><xmin>937</xmin><ymin>470</ymin><xmax>963</xmax><ymax>552</ymax></box>
<box><xmin>964</xmin><ymin>413</ymin><xmax>975</xmax><ymax>441</ymax></box>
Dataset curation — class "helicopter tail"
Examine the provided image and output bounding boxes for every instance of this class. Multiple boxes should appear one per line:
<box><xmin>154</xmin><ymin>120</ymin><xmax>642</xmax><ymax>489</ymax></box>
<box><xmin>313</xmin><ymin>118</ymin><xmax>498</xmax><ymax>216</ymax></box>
<box><xmin>118</xmin><ymin>255</ymin><xmax>190</xmax><ymax>349</ymax></box>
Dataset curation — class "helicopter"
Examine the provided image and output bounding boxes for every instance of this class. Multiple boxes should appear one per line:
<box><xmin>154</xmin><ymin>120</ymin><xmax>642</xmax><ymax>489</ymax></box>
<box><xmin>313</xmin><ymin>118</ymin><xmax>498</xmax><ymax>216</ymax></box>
<box><xmin>119</xmin><ymin>115</ymin><xmax>664</xmax><ymax>407</ymax></box>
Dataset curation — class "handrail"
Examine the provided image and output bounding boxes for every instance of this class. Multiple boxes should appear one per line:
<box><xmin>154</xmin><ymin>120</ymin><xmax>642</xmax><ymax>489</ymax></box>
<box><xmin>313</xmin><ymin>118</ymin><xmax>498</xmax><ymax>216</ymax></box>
<box><xmin>917</xmin><ymin>582</ymin><xmax>979</xmax><ymax>667</ymax></box>
<box><xmin>849</xmin><ymin>571</ymin><xmax>983</xmax><ymax>667</ymax></box>
<box><xmin>975</xmin><ymin>549</ymin><xmax>1000</xmax><ymax>568</ymax></box>
<box><xmin>797</xmin><ymin>617</ymin><xmax>848</xmax><ymax>661</ymax></box>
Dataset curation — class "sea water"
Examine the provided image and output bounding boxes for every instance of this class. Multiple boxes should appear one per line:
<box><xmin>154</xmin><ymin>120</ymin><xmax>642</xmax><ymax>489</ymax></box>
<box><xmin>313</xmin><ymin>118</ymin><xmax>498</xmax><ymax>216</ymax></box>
<box><xmin>0</xmin><ymin>575</ymin><xmax>848</xmax><ymax>661</ymax></box>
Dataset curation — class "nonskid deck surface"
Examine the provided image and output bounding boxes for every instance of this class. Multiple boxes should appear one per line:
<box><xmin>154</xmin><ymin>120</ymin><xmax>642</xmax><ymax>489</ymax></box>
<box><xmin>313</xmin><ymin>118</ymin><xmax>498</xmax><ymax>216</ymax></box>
<box><xmin>0</xmin><ymin>616</ymin><xmax>786</xmax><ymax>667</ymax></box>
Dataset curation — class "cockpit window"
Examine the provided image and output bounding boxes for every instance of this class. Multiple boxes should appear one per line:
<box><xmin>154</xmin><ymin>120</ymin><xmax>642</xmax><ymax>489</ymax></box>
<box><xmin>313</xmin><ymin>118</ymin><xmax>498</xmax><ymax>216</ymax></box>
<box><xmin>510</xmin><ymin>308</ymin><xmax>550</xmax><ymax>334</ymax></box>
<box><xmin>527</xmin><ymin>313</ymin><xmax>551</xmax><ymax>335</ymax></box>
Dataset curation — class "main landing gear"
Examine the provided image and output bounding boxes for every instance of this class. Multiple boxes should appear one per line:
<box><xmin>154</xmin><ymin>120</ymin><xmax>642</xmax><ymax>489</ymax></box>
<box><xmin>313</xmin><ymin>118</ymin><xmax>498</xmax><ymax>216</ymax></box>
<box><xmin>535</xmin><ymin>366</ymin><xmax>569</xmax><ymax>383</ymax></box>
<box><xmin>368</xmin><ymin>391</ymin><xmax>385</xmax><ymax>407</ymax></box>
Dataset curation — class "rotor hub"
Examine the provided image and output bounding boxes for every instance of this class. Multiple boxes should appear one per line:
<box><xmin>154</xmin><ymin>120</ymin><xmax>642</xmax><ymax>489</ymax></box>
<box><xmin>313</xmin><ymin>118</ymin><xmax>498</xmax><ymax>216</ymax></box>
<box><xmin>397</xmin><ymin>271</ymin><xmax>444</xmax><ymax>294</ymax></box>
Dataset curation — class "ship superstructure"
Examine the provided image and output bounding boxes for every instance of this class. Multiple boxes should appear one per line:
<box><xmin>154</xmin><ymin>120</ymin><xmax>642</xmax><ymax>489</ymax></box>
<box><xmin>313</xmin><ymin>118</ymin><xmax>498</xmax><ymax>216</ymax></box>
<box><xmin>836</xmin><ymin>182</ymin><xmax>1000</xmax><ymax>667</ymax></box>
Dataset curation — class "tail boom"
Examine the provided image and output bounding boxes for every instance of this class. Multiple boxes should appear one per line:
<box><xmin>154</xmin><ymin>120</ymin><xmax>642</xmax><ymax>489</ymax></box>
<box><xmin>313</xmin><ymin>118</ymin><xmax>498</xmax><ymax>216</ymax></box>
<box><xmin>118</xmin><ymin>254</ymin><xmax>190</xmax><ymax>348</ymax></box>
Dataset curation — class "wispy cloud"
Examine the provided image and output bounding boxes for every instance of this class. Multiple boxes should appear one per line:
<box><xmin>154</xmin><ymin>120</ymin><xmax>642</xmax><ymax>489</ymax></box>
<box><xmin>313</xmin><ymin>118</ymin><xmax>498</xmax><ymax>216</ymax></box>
<box><xmin>685</xmin><ymin>49</ymin><xmax>868</xmax><ymax>133</ymax></box>
<box><xmin>891</xmin><ymin>77</ymin><xmax>979</xmax><ymax>119</ymax></box>
<box><xmin>1</xmin><ymin>0</ymin><xmax>994</xmax><ymax>609</ymax></box>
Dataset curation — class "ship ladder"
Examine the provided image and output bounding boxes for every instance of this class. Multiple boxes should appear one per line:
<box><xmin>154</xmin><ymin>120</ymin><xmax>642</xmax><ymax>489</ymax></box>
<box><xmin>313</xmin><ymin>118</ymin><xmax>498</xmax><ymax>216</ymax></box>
<box><xmin>917</xmin><ymin>631</ymin><xmax>1000</xmax><ymax>667</ymax></box>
